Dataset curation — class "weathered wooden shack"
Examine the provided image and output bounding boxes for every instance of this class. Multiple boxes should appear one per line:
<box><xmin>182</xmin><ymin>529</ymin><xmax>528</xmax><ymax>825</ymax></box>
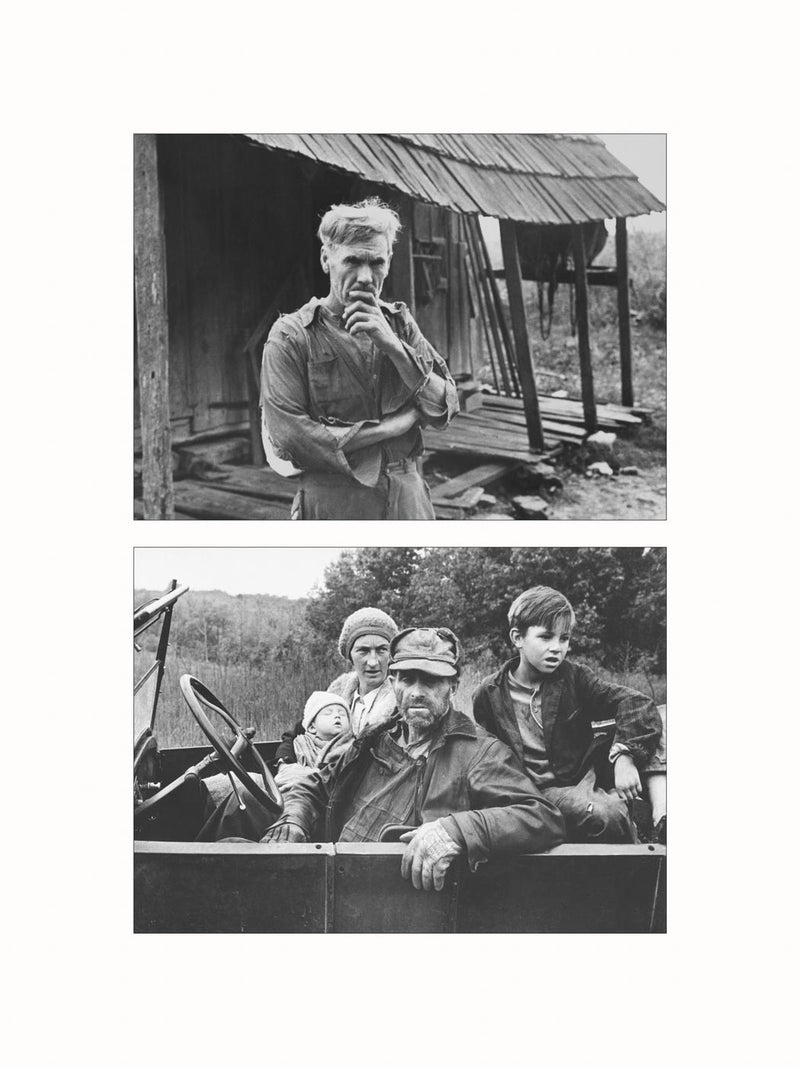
<box><xmin>134</xmin><ymin>133</ymin><xmax>664</xmax><ymax>519</ymax></box>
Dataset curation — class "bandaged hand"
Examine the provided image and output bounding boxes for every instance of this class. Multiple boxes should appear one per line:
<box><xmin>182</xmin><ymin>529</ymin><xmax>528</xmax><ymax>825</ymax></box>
<box><xmin>613</xmin><ymin>753</ymin><xmax>642</xmax><ymax>802</ymax></box>
<box><xmin>399</xmin><ymin>820</ymin><xmax>462</xmax><ymax>891</ymax></box>
<box><xmin>260</xmin><ymin>821</ymin><xmax>308</xmax><ymax>843</ymax></box>
<box><xmin>274</xmin><ymin>763</ymin><xmax>313</xmax><ymax>794</ymax></box>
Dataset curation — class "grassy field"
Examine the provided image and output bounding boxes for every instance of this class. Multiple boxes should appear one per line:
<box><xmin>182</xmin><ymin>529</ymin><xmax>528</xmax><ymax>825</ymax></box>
<box><xmin>506</xmin><ymin>229</ymin><xmax>666</xmax><ymax>413</ymax></box>
<box><xmin>148</xmin><ymin>653</ymin><xmax>666</xmax><ymax>749</ymax></box>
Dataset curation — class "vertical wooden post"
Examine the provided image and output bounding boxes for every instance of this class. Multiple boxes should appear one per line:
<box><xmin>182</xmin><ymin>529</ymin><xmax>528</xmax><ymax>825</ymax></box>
<box><xmin>571</xmin><ymin>222</ymin><xmax>599</xmax><ymax>435</ymax></box>
<box><xmin>499</xmin><ymin>219</ymin><xmax>545</xmax><ymax>451</ymax></box>
<box><xmin>615</xmin><ymin>216</ymin><xmax>634</xmax><ymax>407</ymax></box>
<box><xmin>391</xmin><ymin>197</ymin><xmax>416</xmax><ymax>314</ymax></box>
<box><xmin>134</xmin><ymin>134</ymin><xmax>174</xmax><ymax>519</ymax></box>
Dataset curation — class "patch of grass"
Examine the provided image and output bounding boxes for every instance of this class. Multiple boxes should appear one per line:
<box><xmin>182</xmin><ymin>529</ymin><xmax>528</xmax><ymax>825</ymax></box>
<box><xmin>148</xmin><ymin>651</ymin><xmax>665</xmax><ymax>749</ymax></box>
<box><xmin>146</xmin><ymin>650</ymin><xmax>340</xmax><ymax>749</ymax></box>
<box><xmin>478</xmin><ymin>228</ymin><xmax>666</xmax><ymax>415</ymax></box>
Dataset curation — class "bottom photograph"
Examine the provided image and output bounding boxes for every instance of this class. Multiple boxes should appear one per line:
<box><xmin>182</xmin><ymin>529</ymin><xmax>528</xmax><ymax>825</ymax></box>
<box><xmin>134</xmin><ymin>546</ymin><xmax>666</xmax><ymax>934</ymax></box>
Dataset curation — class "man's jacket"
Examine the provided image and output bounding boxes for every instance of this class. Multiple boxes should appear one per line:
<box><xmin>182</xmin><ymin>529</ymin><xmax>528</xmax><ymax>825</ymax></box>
<box><xmin>472</xmin><ymin>657</ymin><xmax>662</xmax><ymax>787</ymax></box>
<box><xmin>269</xmin><ymin>706</ymin><xmax>566</xmax><ymax>869</ymax></box>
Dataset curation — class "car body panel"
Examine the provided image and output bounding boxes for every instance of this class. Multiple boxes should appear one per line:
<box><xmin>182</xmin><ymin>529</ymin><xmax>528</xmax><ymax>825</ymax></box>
<box><xmin>134</xmin><ymin>840</ymin><xmax>666</xmax><ymax>934</ymax></box>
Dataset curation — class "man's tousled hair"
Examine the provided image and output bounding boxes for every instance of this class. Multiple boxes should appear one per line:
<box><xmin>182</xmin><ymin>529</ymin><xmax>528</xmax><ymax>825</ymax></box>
<box><xmin>507</xmin><ymin>586</ymin><xmax>576</xmax><ymax>636</ymax></box>
<box><xmin>318</xmin><ymin>197</ymin><xmax>401</xmax><ymax>251</ymax></box>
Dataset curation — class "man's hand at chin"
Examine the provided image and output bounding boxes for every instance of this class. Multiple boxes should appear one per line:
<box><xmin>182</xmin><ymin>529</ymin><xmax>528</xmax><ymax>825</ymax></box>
<box><xmin>399</xmin><ymin>820</ymin><xmax>462</xmax><ymax>891</ymax></box>
<box><xmin>343</xmin><ymin>287</ymin><xmax>403</xmax><ymax>355</ymax></box>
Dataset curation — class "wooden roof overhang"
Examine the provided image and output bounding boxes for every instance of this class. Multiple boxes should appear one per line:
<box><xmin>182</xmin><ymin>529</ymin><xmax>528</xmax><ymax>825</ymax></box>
<box><xmin>241</xmin><ymin>133</ymin><xmax>664</xmax><ymax>225</ymax></box>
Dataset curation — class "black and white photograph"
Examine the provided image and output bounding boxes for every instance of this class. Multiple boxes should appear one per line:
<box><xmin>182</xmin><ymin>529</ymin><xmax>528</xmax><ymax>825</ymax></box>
<box><xmin>134</xmin><ymin>133</ymin><xmax>665</xmax><ymax>521</ymax></box>
<box><xmin>134</xmin><ymin>546</ymin><xmax>666</xmax><ymax>933</ymax></box>
<box><xmin>11</xmin><ymin>0</ymin><xmax>799</xmax><ymax>1059</ymax></box>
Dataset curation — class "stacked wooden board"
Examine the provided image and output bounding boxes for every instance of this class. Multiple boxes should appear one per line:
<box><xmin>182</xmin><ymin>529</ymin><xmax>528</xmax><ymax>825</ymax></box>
<box><xmin>424</xmin><ymin>393</ymin><xmax>646</xmax><ymax>462</ymax></box>
<box><xmin>134</xmin><ymin>462</ymin><xmax>493</xmax><ymax>520</ymax></box>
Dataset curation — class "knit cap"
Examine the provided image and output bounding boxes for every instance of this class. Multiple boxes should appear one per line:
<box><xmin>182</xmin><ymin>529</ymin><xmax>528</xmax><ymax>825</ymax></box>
<box><xmin>337</xmin><ymin>607</ymin><xmax>398</xmax><ymax>660</ymax></box>
<box><xmin>302</xmin><ymin>691</ymin><xmax>350</xmax><ymax>732</ymax></box>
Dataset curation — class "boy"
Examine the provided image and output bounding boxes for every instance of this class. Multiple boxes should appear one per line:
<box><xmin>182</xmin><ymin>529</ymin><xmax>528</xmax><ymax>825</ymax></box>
<box><xmin>471</xmin><ymin>586</ymin><xmax>663</xmax><ymax>844</ymax></box>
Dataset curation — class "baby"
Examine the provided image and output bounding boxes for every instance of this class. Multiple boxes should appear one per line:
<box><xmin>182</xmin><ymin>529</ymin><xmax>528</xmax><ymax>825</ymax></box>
<box><xmin>292</xmin><ymin>691</ymin><xmax>351</xmax><ymax>768</ymax></box>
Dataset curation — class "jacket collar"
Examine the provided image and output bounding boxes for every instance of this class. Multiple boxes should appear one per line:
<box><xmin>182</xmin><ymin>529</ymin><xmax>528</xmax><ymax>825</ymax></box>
<box><xmin>486</xmin><ymin>655</ymin><xmax>565</xmax><ymax>750</ymax></box>
<box><xmin>488</xmin><ymin>654</ymin><xmax>567</xmax><ymax>688</ymax></box>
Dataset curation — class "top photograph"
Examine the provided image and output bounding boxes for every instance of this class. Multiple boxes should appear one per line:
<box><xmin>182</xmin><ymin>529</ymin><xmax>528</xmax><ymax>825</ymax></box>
<box><xmin>134</xmin><ymin>134</ymin><xmax>665</xmax><ymax>521</ymax></box>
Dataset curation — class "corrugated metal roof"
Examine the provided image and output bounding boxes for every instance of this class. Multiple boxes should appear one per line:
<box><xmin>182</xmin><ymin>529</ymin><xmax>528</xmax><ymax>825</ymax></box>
<box><xmin>242</xmin><ymin>133</ymin><xmax>664</xmax><ymax>223</ymax></box>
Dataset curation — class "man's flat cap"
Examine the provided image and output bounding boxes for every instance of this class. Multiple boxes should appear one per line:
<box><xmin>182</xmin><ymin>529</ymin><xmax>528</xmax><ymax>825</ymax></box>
<box><xmin>389</xmin><ymin>627</ymin><xmax>461</xmax><ymax>677</ymax></box>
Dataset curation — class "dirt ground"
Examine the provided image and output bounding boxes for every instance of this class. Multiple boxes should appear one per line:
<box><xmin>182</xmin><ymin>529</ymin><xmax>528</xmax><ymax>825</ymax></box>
<box><xmin>551</xmin><ymin>463</ymin><xmax>666</xmax><ymax>520</ymax></box>
<box><xmin>548</xmin><ymin>417</ymin><xmax>666</xmax><ymax>520</ymax></box>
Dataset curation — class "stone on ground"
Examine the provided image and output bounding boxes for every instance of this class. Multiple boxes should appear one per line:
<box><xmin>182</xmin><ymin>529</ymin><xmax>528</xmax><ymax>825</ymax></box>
<box><xmin>511</xmin><ymin>495</ymin><xmax>550</xmax><ymax>519</ymax></box>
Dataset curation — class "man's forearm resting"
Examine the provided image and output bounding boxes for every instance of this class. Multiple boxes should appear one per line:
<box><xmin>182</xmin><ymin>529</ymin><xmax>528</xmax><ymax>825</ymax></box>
<box><xmin>341</xmin><ymin>407</ymin><xmax>420</xmax><ymax>454</ymax></box>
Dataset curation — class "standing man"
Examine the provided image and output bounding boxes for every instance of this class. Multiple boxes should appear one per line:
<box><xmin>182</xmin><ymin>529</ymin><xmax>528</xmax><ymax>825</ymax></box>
<box><xmin>261</xmin><ymin>198</ymin><xmax>459</xmax><ymax>520</ymax></box>
<box><xmin>262</xmin><ymin>627</ymin><xmax>566</xmax><ymax>891</ymax></box>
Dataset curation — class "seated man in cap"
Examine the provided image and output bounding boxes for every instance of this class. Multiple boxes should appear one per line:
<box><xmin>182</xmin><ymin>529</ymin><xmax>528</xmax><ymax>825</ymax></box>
<box><xmin>261</xmin><ymin>197</ymin><xmax>459</xmax><ymax>520</ymax></box>
<box><xmin>262</xmin><ymin>627</ymin><xmax>566</xmax><ymax>891</ymax></box>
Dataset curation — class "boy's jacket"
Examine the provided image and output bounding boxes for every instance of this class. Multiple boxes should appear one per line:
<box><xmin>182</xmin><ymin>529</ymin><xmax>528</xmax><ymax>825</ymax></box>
<box><xmin>471</xmin><ymin>657</ymin><xmax>662</xmax><ymax>787</ymax></box>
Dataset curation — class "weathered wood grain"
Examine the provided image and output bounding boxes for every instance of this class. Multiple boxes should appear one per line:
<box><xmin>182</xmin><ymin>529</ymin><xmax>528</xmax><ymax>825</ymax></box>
<box><xmin>572</xmin><ymin>223</ymin><xmax>599</xmax><ymax>434</ymax></box>
<box><xmin>429</xmin><ymin>461</ymin><xmax>517</xmax><ymax>500</ymax></box>
<box><xmin>194</xmin><ymin>463</ymin><xmax>297</xmax><ymax>501</ymax></box>
<box><xmin>134</xmin><ymin>134</ymin><xmax>174</xmax><ymax>519</ymax></box>
<box><xmin>499</xmin><ymin>219</ymin><xmax>545</xmax><ymax>450</ymax></box>
<box><xmin>171</xmin><ymin>482</ymin><xmax>290</xmax><ymax>520</ymax></box>
<box><xmin>616</xmin><ymin>217</ymin><xmax>634</xmax><ymax>407</ymax></box>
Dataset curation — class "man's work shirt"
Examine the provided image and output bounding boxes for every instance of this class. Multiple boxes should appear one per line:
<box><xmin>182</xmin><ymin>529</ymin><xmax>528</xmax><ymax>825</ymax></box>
<box><xmin>261</xmin><ymin>298</ymin><xmax>458</xmax><ymax>487</ymax></box>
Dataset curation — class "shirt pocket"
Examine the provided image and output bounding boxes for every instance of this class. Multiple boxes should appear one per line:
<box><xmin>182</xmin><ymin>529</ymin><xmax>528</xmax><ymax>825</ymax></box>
<box><xmin>307</xmin><ymin>352</ymin><xmax>345</xmax><ymax>415</ymax></box>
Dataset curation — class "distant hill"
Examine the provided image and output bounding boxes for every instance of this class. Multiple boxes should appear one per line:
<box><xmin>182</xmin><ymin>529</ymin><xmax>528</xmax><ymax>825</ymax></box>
<box><xmin>134</xmin><ymin>587</ymin><xmax>308</xmax><ymax>665</ymax></box>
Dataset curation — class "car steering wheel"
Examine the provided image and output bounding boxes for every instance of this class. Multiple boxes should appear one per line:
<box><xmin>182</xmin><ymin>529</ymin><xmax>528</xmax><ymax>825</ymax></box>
<box><xmin>180</xmin><ymin>675</ymin><xmax>284</xmax><ymax>817</ymax></box>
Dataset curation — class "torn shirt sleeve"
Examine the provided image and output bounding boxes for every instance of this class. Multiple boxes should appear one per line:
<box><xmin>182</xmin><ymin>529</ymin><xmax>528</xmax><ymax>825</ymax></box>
<box><xmin>391</xmin><ymin>304</ymin><xmax>460</xmax><ymax>428</ymax></box>
<box><xmin>260</xmin><ymin>318</ymin><xmax>382</xmax><ymax>487</ymax></box>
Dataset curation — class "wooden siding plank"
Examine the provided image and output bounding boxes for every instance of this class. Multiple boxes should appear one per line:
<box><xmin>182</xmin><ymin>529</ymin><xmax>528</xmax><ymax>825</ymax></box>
<box><xmin>134</xmin><ymin>134</ymin><xmax>175</xmax><ymax>520</ymax></box>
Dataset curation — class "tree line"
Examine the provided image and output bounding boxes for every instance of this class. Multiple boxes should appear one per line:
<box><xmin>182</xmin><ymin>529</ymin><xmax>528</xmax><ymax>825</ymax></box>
<box><xmin>136</xmin><ymin>547</ymin><xmax>665</xmax><ymax>680</ymax></box>
<box><xmin>305</xmin><ymin>547</ymin><xmax>665</xmax><ymax>673</ymax></box>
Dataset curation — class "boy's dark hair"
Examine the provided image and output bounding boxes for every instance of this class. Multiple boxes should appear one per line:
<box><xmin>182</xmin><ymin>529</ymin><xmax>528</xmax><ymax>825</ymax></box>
<box><xmin>507</xmin><ymin>586</ymin><xmax>576</xmax><ymax>636</ymax></box>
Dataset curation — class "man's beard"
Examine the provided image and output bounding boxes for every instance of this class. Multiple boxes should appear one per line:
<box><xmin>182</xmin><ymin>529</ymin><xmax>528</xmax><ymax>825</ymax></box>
<box><xmin>399</xmin><ymin>694</ymin><xmax>450</xmax><ymax>733</ymax></box>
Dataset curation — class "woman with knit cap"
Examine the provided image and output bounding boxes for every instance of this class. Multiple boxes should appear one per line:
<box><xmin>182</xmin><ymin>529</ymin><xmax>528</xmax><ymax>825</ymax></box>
<box><xmin>196</xmin><ymin>607</ymin><xmax>401</xmax><ymax>840</ymax></box>
<box><xmin>273</xmin><ymin>607</ymin><xmax>399</xmax><ymax>792</ymax></box>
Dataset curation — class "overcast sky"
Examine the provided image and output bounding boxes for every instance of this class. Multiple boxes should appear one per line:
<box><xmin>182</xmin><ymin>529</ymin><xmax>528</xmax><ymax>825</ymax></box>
<box><xmin>134</xmin><ymin>547</ymin><xmax>346</xmax><ymax>599</ymax></box>
<box><xmin>598</xmin><ymin>133</ymin><xmax>666</xmax><ymax>231</ymax></box>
